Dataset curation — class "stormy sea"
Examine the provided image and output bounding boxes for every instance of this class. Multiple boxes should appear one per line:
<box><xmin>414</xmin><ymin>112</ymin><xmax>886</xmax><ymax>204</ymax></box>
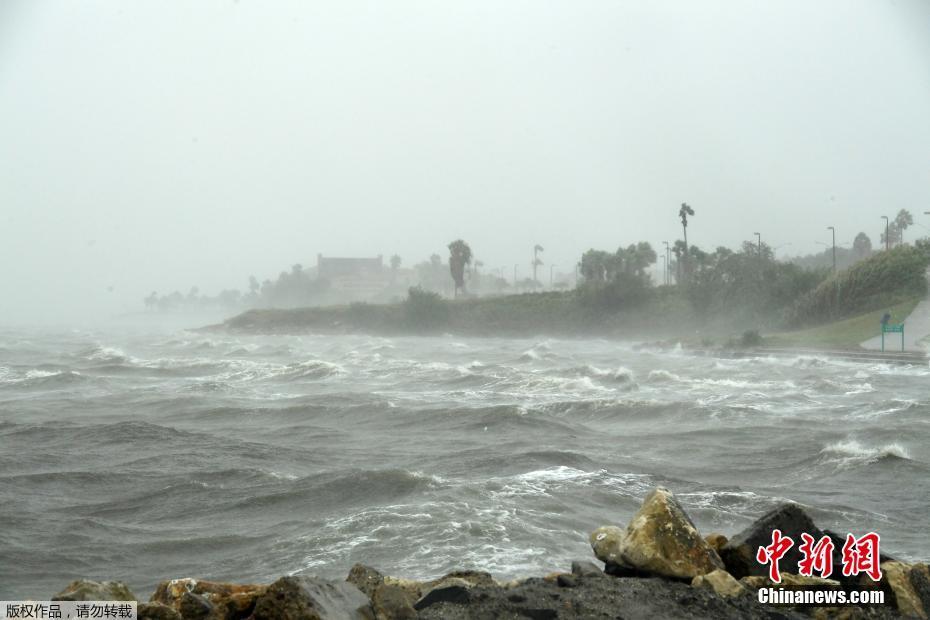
<box><xmin>2</xmin><ymin>324</ymin><xmax>928</xmax><ymax>599</ymax></box>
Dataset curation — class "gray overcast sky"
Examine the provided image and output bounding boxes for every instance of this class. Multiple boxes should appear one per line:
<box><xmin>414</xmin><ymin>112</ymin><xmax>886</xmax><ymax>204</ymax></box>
<box><xmin>2</xmin><ymin>0</ymin><xmax>930</xmax><ymax>322</ymax></box>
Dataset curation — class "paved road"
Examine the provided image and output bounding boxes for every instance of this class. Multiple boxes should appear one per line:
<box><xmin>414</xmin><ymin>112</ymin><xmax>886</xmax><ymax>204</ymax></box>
<box><xmin>861</xmin><ymin>271</ymin><xmax>930</xmax><ymax>352</ymax></box>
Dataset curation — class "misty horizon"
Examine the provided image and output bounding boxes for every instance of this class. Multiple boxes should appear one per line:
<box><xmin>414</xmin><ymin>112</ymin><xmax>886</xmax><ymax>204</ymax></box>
<box><xmin>2</xmin><ymin>0</ymin><xmax>930</xmax><ymax>323</ymax></box>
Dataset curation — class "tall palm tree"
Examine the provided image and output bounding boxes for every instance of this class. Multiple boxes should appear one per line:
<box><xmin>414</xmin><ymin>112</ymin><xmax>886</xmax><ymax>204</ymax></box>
<box><xmin>532</xmin><ymin>244</ymin><xmax>544</xmax><ymax>286</ymax></box>
<box><xmin>678</xmin><ymin>203</ymin><xmax>695</xmax><ymax>282</ymax></box>
<box><xmin>447</xmin><ymin>239</ymin><xmax>473</xmax><ymax>298</ymax></box>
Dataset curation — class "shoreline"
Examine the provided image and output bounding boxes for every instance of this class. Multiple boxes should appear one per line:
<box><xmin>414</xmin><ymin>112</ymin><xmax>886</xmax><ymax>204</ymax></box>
<box><xmin>44</xmin><ymin>488</ymin><xmax>928</xmax><ymax>619</ymax></box>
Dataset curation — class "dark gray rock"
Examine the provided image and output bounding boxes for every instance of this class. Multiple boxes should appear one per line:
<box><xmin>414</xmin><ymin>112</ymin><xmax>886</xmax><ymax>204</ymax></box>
<box><xmin>414</xmin><ymin>581</ymin><xmax>473</xmax><ymax>610</ymax></box>
<box><xmin>137</xmin><ymin>602</ymin><xmax>182</xmax><ymax>620</ymax></box>
<box><xmin>250</xmin><ymin>576</ymin><xmax>373</xmax><ymax>620</ymax></box>
<box><xmin>178</xmin><ymin>591</ymin><xmax>213</xmax><ymax>620</ymax></box>
<box><xmin>569</xmin><ymin>561</ymin><xmax>603</xmax><ymax>578</ymax></box>
<box><xmin>556</xmin><ymin>574</ymin><xmax>578</xmax><ymax>588</ymax></box>
<box><xmin>720</xmin><ymin>503</ymin><xmax>824</xmax><ymax>580</ymax></box>
<box><xmin>416</xmin><ymin>573</ymin><xmax>805</xmax><ymax>619</ymax></box>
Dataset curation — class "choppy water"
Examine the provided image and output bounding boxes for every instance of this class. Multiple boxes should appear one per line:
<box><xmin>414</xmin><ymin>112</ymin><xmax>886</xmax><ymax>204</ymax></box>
<box><xmin>2</xmin><ymin>325</ymin><xmax>929</xmax><ymax>599</ymax></box>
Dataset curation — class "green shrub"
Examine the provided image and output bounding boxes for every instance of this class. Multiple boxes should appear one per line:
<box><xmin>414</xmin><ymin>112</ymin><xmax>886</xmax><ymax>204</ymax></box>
<box><xmin>403</xmin><ymin>286</ymin><xmax>449</xmax><ymax>330</ymax></box>
<box><xmin>785</xmin><ymin>245</ymin><xmax>929</xmax><ymax>326</ymax></box>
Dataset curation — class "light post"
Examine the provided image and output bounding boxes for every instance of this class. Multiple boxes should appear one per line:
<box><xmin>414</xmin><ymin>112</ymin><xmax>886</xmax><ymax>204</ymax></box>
<box><xmin>513</xmin><ymin>264</ymin><xmax>518</xmax><ymax>286</ymax></box>
<box><xmin>882</xmin><ymin>216</ymin><xmax>889</xmax><ymax>251</ymax></box>
<box><xmin>661</xmin><ymin>255</ymin><xmax>667</xmax><ymax>285</ymax></box>
<box><xmin>827</xmin><ymin>226</ymin><xmax>836</xmax><ymax>272</ymax></box>
<box><xmin>754</xmin><ymin>232</ymin><xmax>761</xmax><ymax>256</ymax></box>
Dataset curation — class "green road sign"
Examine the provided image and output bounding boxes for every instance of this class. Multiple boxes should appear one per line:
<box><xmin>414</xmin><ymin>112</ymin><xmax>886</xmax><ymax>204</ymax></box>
<box><xmin>881</xmin><ymin>323</ymin><xmax>904</xmax><ymax>351</ymax></box>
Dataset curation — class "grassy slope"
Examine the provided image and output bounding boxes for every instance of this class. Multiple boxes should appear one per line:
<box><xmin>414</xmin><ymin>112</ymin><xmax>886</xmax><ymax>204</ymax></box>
<box><xmin>763</xmin><ymin>298</ymin><xmax>920</xmax><ymax>349</ymax></box>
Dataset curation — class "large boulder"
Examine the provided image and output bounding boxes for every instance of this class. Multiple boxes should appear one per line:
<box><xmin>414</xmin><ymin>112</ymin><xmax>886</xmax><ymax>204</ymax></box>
<box><xmin>879</xmin><ymin>561</ymin><xmax>930</xmax><ymax>619</ymax></box>
<box><xmin>250</xmin><ymin>576</ymin><xmax>373</xmax><ymax>620</ymax></box>
<box><xmin>720</xmin><ymin>503</ymin><xmax>827</xmax><ymax>579</ymax></box>
<box><xmin>52</xmin><ymin>579</ymin><xmax>137</xmax><ymax>601</ymax></box>
<box><xmin>150</xmin><ymin>578</ymin><xmax>267</xmax><ymax>619</ymax></box>
<box><xmin>590</xmin><ymin>487</ymin><xmax>724</xmax><ymax>579</ymax></box>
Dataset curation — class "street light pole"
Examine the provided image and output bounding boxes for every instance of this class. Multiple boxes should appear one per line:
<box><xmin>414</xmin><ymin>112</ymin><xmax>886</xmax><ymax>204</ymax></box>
<box><xmin>661</xmin><ymin>255</ymin><xmax>667</xmax><ymax>285</ymax></box>
<box><xmin>754</xmin><ymin>232</ymin><xmax>761</xmax><ymax>256</ymax></box>
<box><xmin>882</xmin><ymin>216</ymin><xmax>889</xmax><ymax>251</ymax></box>
<box><xmin>827</xmin><ymin>226</ymin><xmax>836</xmax><ymax>272</ymax></box>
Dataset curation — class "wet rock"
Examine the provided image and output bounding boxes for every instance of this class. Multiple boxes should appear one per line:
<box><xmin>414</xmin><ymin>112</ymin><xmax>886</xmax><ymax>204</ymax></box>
<box><xmin>150</xmin><ymin>578</ymin><xmax>266</xmax><ymax>619</ymax></box>
<box><xmin>137</xmin><ymin>602</ymin><xmax>182</xmax><ymax>620</ymax></box>
<box><xmin>589</xmin><ymin>525</ymin><xmax>625</xmax><ymax>565</ymax></box>
<box><xmin>250</xmin><ymin>575</ymin><xmax>373</xmax><ymax>620</ymax></box>
<box><xmin>740</xmin><ymin>574</ymin><xmax>841</xmax><ymax>589</ymax></box>
<box><xmin>178</xmin><ymin>592</ymin><xmax>213</xmax><ymax>620</ymax></box>
<box><xmin>346</xmin><ymin>564</ymin><xmax>384</xmax><ymax>599</ymax></box>
<box><xmin>52</xmin><ymin>579</ymin><xmax>137</xmax><ymax>601</ymax></box>
<box><xmin>371</xmin><ymin>583</ymin><xmax>416</xmax><ymax>620</ymax></box>
<box><xmin>720</xmin><ymin>503</ymin><xmax>825</xmax><ymax>579</ymax></box>
<box><xmin>881</xmin><ymin>561</ymin><xmax>930</xmax><ymax>619</ymax></box>
<box><xmin>569</xmin><ymin>561</ymin><xmax>603</xmax><ymax>578</ymax></box>
<box><xmin>413</xmin><ymin>578</ymin><xmax>473</xmax><ymax>610</ymax></box>
<box><xmin>705</xmin><ymin>533</ymin><xmax>729</xmax><ymax>554</ymax></box>
<box><xmin>415</xmin><ymin>573</ymin><xmax>803</xmax><ymax>619</ymax></box>
<box><xmin>691</xmin><ymin>569</ymin><xmax>747</xmax><ymax>598</ymax></box>
<box><xmin>590</xmin><ymin>487</ymin><xmax>724</xmax><ymax>579</ymax></box>
<box><xmin>556</xmin><ymin>574</ymin><xmax>578</xmax><ymax>588</ymax></box>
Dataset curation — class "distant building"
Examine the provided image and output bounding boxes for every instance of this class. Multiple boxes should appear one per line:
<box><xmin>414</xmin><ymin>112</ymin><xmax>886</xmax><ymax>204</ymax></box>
<box><xmin>317</xmin><ymin>254</ymin><xmax>388</xmax><ymax>301</ymax></box>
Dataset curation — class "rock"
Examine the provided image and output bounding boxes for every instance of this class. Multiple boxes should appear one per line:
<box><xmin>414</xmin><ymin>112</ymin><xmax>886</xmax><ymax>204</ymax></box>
<box><xmin>137</xmin><ymin>602</ymin><xmax>182</xmax><ymax>620</ymax></box>
<box><xmin>556</xmin><ymin>574</ymin><xmax>578</xmax><ymax>588</ymax></box>
<box><xmin>589</xmin><ymin>525</ymin><xmax>626</xmax><ymax>566</ymax></box>
<box><xmin>250</xmin><ymin>576</ymin><xmax>373</xmax><ymax>620</ymax></box>
<box><xmin>415</xmin><ymin>572</ymin><xmax>801</xmax><ymax>619</ymax></box>
<box><xmin>590</xmin><ymin>487</ymin><xmax>724</xmax><ymax>580</ymax></box>
<box><xmin>720</xmin><ymin>503</ymin><xmax>826</xmax><ymax>579</ymax></box>
<box><xmin>52</xmin><ymin>579</ymin><xmax>137</xmax><ymax>601</ymax></box>
<box><xmin>371</xmin><ymin>583</ymin><xmax>416</xmax><ymax>620</ymax></box>
<box><xmin>570</xmin><ymin>561</ymin><xmax>603</xmax><ymax>578</ymax></box>
<box><xmin>705</xmin><ymin>533</ymin><xmax>729</xmax><ymax>554</ymax></box>
<box><xmin>740</xmin><ymin>574</ymin><xmax>841</xmax><ymax>589</ymax></box>
<box><xmin>881</xmin><ymin>561</ymin><xmax>930</xmax><ymax>619</ymax></box>
<box><xmin>347</xmin><ymin>564</ymin><xmax>384</xmax><ymax>599</ymax></box>
<box><xmin>414</xmin><ymin>578</ymin><xmax>473</xmax><ymax>610</ymax></box>
<box><xmin>691</xmin><ymin>569</ymin><xmax>747</xmax><ymax>598</ymax></box>
<box><xmin>150</xmin><ymin>578</ymin><xmax>267</xmax><ymax>619</ymax></box>
<box><xmin>381</xmin><ymin>576</ymin><xmax>426</xmax><ymax>601</ymax></box>
<box><xmin>178</xmin><ymin>592</ymin><xmax>213</xmax><ymax>620</ymax></box>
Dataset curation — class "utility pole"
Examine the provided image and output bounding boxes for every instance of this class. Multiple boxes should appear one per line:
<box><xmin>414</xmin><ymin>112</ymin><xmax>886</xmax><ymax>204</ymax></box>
<box><xmin>827</xmin><ymin>226</ymin><xmax>836</xmax><ymax>272</ymax></box>
<box><xmin>661</xmin><ymin>255</ymin><xmax>667</xmax><ymax>285</ymax></box>
<box><xmin>882</xmin><ymin>216</ymin><xmax>889</xmax><ymax>251</ymax></box>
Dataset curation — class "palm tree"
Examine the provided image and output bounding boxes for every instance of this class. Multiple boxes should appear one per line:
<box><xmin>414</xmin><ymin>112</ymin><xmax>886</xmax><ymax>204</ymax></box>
<box><xmin>447</xmin><ymin>239</ymin><xmax>473</xmax><ymax>298</ymax></box>
<box><xmin>532</xmin><ymin>244</ymin><xmax>544</xmax><ymax>287</ymax></box>
<box><xmin>678</xmin><ymin>203</ymin><xmax>695</xmax><ymax>281</ymax></box>
<box><xmin>894</xmin><ymin>209</ymin><xmax>914</xmax><ymax>245</ymax></box>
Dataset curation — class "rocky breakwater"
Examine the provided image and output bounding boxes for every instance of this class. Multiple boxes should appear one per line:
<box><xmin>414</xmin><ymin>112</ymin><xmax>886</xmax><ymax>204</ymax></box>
<box><xmin>48</xmin><ymin>487</ymin><xmax>930</xmax><ymax>619</ymax></box>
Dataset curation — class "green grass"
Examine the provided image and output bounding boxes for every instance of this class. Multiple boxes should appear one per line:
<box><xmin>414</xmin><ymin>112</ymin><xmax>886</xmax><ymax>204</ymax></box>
<box><xmin>764</xmin><ymin>298</ymin><xmax>920</xmax><ymax>349</ymax></box>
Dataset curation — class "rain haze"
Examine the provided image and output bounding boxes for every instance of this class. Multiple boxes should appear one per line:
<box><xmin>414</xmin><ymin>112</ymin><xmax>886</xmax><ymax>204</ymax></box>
<box><xmin>2</xmin><ymin>0</ymin><xmax>930</xmax><ymax>323</ymax></box>
<box><xmin>4</xmin><ymin>2</ymin><xmax>930</xmax><ymax>614</ymax></box>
